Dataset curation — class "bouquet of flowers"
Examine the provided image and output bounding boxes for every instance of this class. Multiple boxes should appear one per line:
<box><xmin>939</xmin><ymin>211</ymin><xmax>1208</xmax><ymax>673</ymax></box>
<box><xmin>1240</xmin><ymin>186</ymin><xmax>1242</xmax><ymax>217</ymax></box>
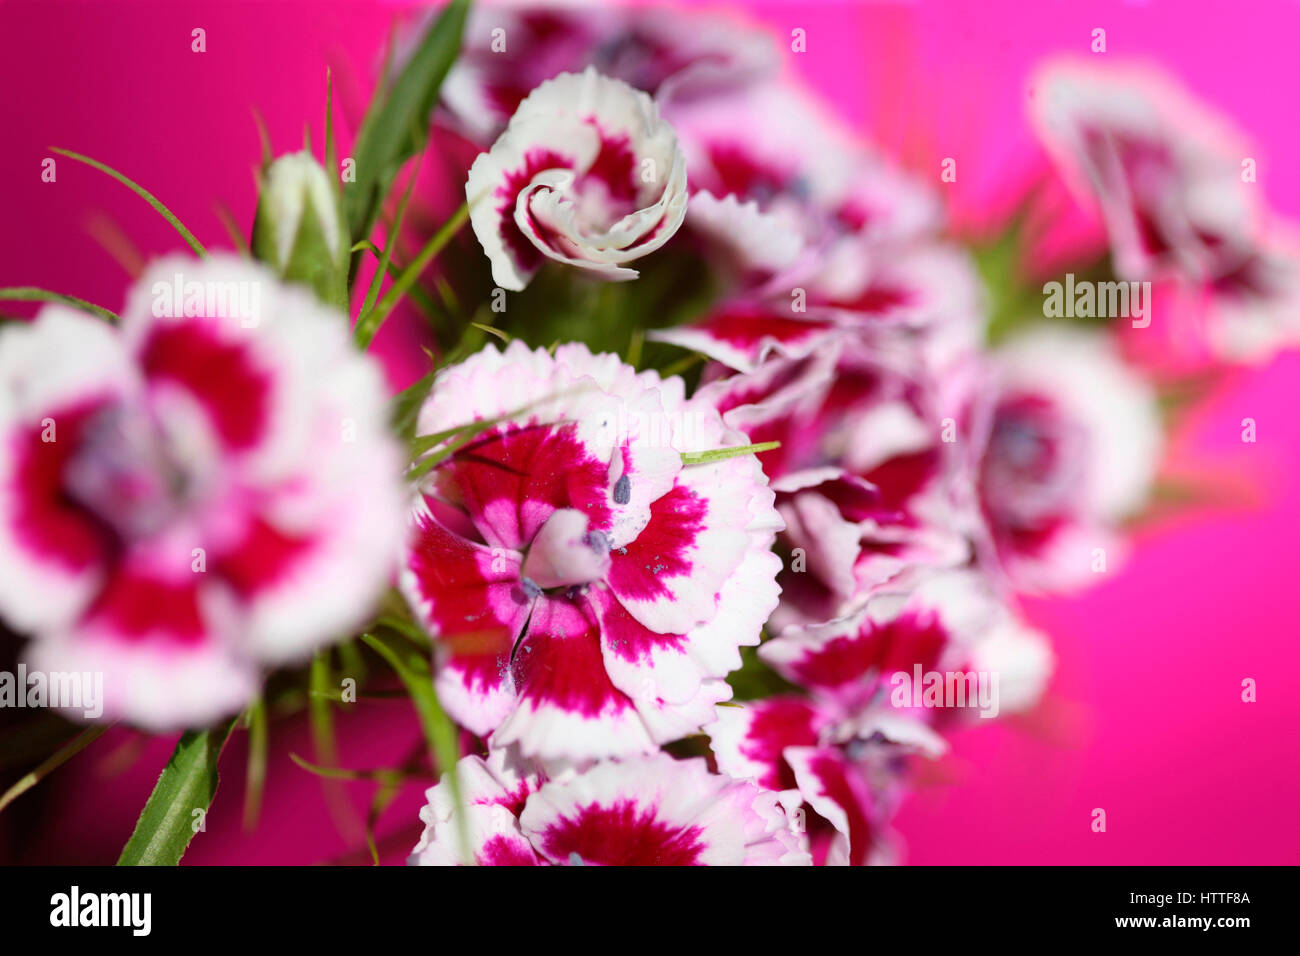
<box><xmin>1</xmin><ymin>0</ymin><xmax>1293</xmax><ymax>866</ymax></box>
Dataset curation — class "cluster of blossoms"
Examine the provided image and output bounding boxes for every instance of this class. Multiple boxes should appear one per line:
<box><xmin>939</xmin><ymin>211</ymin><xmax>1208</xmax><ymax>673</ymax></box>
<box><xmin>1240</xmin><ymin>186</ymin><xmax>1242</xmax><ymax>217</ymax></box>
<box><xmin>2</xmin><ymin>1</ymin><xmax>1293</xmax><ymax>866</ymax></box>
<box><xmin>412</xmin><ymin>2</ymin><xmax>1295</xmax><ymax>865</ymax></box>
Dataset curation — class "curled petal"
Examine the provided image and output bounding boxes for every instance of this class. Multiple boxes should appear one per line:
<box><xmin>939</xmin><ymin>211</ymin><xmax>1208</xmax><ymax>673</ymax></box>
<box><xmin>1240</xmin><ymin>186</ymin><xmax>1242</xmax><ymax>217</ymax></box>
<box><xmin>466</xmin><ymin>68</ymin><xmax>688</xmax><ymax>291</ymax></box>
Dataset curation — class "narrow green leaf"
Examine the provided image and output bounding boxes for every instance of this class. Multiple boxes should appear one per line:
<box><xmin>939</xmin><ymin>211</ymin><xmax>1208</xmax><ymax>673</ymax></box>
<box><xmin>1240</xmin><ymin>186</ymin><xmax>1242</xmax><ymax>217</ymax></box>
<box><xmin>626</xmin><ymin>327</ymin><xmax>645</xmax><ymax>369</ymax></box>
<box><xmin>0</xmin><ymin>287</ymin><xmax>118</xmax><ymax>323</ymax></box>
<box><xmin>325</xmin><ymin>69</ymin><xmax>337</xmax><ymax>173</ymax></box>
<box><xmin>358</xmin><ymin>634</ymin><xmax>456</xmax><ymax>772</ymax></box>
<box><xmin>360</xmin><ymin>632</ymin><xmax>468</xmax><ymax>860</ymax></box>
<box><xmin>0</xmin><ymin>723</ymin><xmax>113</xmax><ymax>815</ymax></box>
<box><xmin>352</xmin><ymin>240</ymin><xmax>445</xmax><ymax>326</ymax></box>
<box><xmin>390</xmin><ymin>367</ymin><xmax>437</xmax><ymax>442</ymax></box>
<box><xmin>470</xmin><ymin>321</ymin><xmax>509</xmax><ymax>344</ymax></box>
<box><xmin>309</xmin><ymin>650</ymin><xmax>340</xmax><ymax>768</ymax></box>
<box><xmin>660</xmin><ymin>351</ymin><xmax>705</xmax><ymax>378</ymax></box>
<box><xmin>289</xmin><ymin>752</ymin><xmax>427</xmax><ymax>783</ymax></box>
<box><xmin>344</xmin><ymin>0</ymin><xmax>471</xmax><ymax>251</ymax></box>
<box><xmin>405</xmin><ymin>384</ymin><xmax>589</xmax><ymax>483</ymax></box>
<box><xmin>354</xmin><ymin>155</ymin><xmax>424</xmax><ymax>345</ymax></box>
<box><xmin>366</xmin><ymin>777</ymin><xmax>402</xmax><ymax>865</ymax></box>
<box><xmin>358</xmin><ymin>200</ymin><xmax>471</xmax><ymax>349</ymax></box>
<box><xmin>213</xmin><ymin>201</ymin><xmax>251</xmax><ymax>256</ymax></box>
<box><xmin>308</xmin><ymin>649</ymin><xmax>364</xmax><ymax>841</ymax></box>
<box><xmin>51</xmin><ymin>148</ymin><xmax>206</xmax><ymax>257</ymax></box>
<box><xmin>376</xmin><ymin>613</ymin><xmax>433</xmax><ymax>653</ymax></box>
<box><xmin>116</xmin><ymin>718</ymin><xmax>237</xmax><ymax>866</ymax></box>
<box><xmin>251</xmin><ymin>108</ymin><xmax>273</xmax><ymax>168</ymax></box>
<box><xmin>242</xmin><ymin>697</ymin><xmax>268</xmax><ymax>831</ymax></box>
<box><xmin>681</xmin><ymin>441</ymin><xmax>781</xmax><ymax>466</ymax></box>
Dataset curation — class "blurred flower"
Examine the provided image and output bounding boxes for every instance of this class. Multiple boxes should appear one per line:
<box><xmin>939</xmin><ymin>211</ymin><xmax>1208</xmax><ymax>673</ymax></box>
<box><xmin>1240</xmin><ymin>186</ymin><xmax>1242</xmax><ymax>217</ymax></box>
<box><xmin>710</xmin><ymin>569</ymin><xmax>1051</xmax><ymax>865</ymax></box>
<box><xmin>464</xmin><ymin>67</ymin><xmax>688</xmax><ymax>291</ymax></box>
<box><xmin>399</xmin><ymin>341</ymin><xmax>782</xmax><ymax>761</ymax></box>
<box><xmin>251</xmin><ymin>151</ymin><xmax>349</xmax><ymax>308</ymax></box>
<box><xmin>0</xmin><ymin>255</ymin><xmax>406</xmax><ymax>730</ymax></box>
<box><xmin>409</xmin><ymin>749</ymin><xmax>809</xmax><ymax>866</ymax></box>
<box><xmin>1031</xmin><ymin>59</ymin><xmax>1259</xmax><ymax>283</ymax></box>
<box><xmin>1182</xmin><ymin>226</ymin><xmax>1300</xmax><ymax>362</ymax></box>
<box><xmin>979</xmin><ymin>326</ymin><xmax>1161</xmax><ymax>593</ymax></box>
<box><xmin>440</xmin><ymin>3</ymin><xmax>777</xmax><ymax>144</ymax></box>
<box><xmin>691</xmin><ymin>332</ymin><xmax>976</xmax><ymax>628</ymax></box>
<box><xmin>666</xmin><ymin>80</ymin><xmax>942</xmax><ymax>292</ymax></box>
<box><xmin>1032</xmin><ymin>61</ymin><xmax>1300</xmax><ymax>366</ymax></box>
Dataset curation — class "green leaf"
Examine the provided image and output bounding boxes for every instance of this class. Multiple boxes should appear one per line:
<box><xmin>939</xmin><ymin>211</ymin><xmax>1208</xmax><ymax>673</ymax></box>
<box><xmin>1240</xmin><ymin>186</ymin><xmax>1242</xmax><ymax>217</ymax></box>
<box><xmin>343</xmin><ymin>0</ymin><xmax>470</xmax><ymax>255</ymax></box>
<box><xmin>117</xmin><ymin>718</ymin><xmax>237</xmax><ymax>865</ymax></box>
<box><xmin>51</xmin><ymin>148</ymin><xmax>207</xmax><ymax>258</ymax></box>
<box><xmin>0</xmin><ymin>287</ymin><xmax>118</xmax><ymax>323</ymax></box>
<box><xmin>681</xmin><ymin>441</ymin><xmax>780</xmax><ymax>466</ymax></box>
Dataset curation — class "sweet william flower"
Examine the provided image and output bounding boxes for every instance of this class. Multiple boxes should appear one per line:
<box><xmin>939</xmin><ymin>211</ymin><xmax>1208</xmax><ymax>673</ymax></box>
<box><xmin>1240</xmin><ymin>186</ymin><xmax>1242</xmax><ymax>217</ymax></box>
<box><xmin>399</xmin><ymin>340</ymin><xmax>782</xmax><ymax>761</ymax></box>
<box><xmin>979</xmin><ymin>327</ymin><xmax>1161</xmax><ymax>592</ymax></box>
<box><xmin>465</xmin><ymin>67</ymin><xmax>688</xmax><ymax>291</ymax></box>
<box><xmin>1198</xmin><ymin>228</ymin><xmax>1300</xmax><ymax>361</ymax></box>
<box><xmin>692</xmin><ymin>333</ymin><xmax>975</xmax><ymax>628</ymax></box>
<box><xmin>710</xmin><ymin>570</ymin><xmax>1052</xmax><ymax>865</ymax></box>
<box><xmin>439</xmin><ymin>4</ymin><xmax>777</xmax><ymax>145</ymax></box>
<box><xmin>665</xmin><ymin>79</ymin><xmax>942</xmax><ymax>289</ymax></box>
<box><xmin>1032</xmin><ymin>62</ymin><xmax>1300</xmax><ymax>366</ymax></box>
<box><xmin>409</xmin><ymin>750</ymin><xmax>810</xmax><ymax>866</ymax></box>
<box><xmin>0</xmin><ymin>255</ymin><xmax>406</xmax><ymax>730</ymax></box>
<box><xmin>1030</xmin><ymin>59</ymin><xmax>1259</xmax><ymax>283</ymax></box>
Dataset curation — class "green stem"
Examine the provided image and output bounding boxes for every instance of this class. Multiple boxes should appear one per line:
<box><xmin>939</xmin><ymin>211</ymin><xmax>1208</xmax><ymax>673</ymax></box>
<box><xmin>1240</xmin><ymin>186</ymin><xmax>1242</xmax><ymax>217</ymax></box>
<box><xmin>0</xmin><ymin>723</ymin><xmax>113</xmax><ymax>814</ymax></box>
<box><xmin>242</xmin><ymin>697</ymin><xmax>268</xmax><ymax>831</ymax></box>
<box><xmin>355</xmin><ymin>202</ymin><xmax>470</xmax><ymax>350</ymax></box>
<box><xmin>360</xmin><ymin>632</ymin><xmax>469</xmax><ymax>863</ymax></box>
<box><xmin>0</xmin><ymin>287</ymin><xmax>118</xmax><ymax>323</ymax></box>
<box><xmin>51</xmin><ymin>147</ymin><xmax>206</xmax><ymax>257</ymax></box>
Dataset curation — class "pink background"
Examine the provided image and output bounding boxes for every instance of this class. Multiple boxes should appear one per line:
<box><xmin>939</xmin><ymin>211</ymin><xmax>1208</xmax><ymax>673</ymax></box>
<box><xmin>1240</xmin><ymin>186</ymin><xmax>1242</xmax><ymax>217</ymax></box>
<box><xmin>0</xmin><ymin>0</ymin><xmax>1296</xmax><ymax>864</ymax></box>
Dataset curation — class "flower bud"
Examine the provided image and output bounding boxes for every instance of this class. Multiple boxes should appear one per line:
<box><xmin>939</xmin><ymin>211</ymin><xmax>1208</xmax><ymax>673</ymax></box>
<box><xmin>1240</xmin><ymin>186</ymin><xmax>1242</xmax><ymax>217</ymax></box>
<box><xmin>252</xmin><ymin>152</ymin><xmax>349</xmax><ymax>308</ymax></box>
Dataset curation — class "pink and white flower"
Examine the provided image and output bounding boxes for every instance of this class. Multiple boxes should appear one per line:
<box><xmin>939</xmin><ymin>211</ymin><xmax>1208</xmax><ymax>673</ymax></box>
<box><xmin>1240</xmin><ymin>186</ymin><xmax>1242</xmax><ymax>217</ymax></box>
<box><xmin>1030</xmin><ymin>59</ymin><xmax>1259</xmax><ymax>283</ymax></box>
<box><xmin>0</xmin><ymin>255</ymin><xmax>406</xmax><ymax>729</ymax></box>
<box><xmin>979</xmin><ymin>326</ymin><xmax>1161</xmax><ymax>593</ymax></box>
<box><xmin>399</xmin><ymin>340</ymin><xmax>782</xmax><ymax>761</ymax></box>
<box><xmin>692</xmin><ymin>333</ymin><xmax>975</xmax><ymax>628</ymax></box>
<box><xmin>465</xmin><ymin>67</ymin><xmax>688</xmax><ymax>291</ymax></box>
<box><xmin>710</xmin><ymin>570</ymin><xmax>1052</xmax><ymax>865</ymax></box>
<box><xmin>409</xmin><ymin>750</ymin><xmax>810</xmax><ymax>866</ymax></box>
<box><xmin>440</xmin><ymin>3</ymin><xmax>778</xmax><ymax>145</ymax></box>
<box><xmin>1200</xmin><ymin>227</ymin><xmax>1300</xmax><ymax>361</ymax></box>
<box><xmin>666</xmin><ymin>80</ymin><xmax>942</xmax><ymax>290</ymax></box>
<box><xmin>654</xmin><ymin>243</ymin><xmax>985</xmax><ymax>379</ymax></box>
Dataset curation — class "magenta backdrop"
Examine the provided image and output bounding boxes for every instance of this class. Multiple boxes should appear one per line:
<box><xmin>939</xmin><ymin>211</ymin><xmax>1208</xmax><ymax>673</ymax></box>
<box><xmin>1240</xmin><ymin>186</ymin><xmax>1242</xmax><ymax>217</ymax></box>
<box><xmin>0</xmin><ymin>0</ymin><xmax>1296</xmax><ymax>864</ymax></box>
